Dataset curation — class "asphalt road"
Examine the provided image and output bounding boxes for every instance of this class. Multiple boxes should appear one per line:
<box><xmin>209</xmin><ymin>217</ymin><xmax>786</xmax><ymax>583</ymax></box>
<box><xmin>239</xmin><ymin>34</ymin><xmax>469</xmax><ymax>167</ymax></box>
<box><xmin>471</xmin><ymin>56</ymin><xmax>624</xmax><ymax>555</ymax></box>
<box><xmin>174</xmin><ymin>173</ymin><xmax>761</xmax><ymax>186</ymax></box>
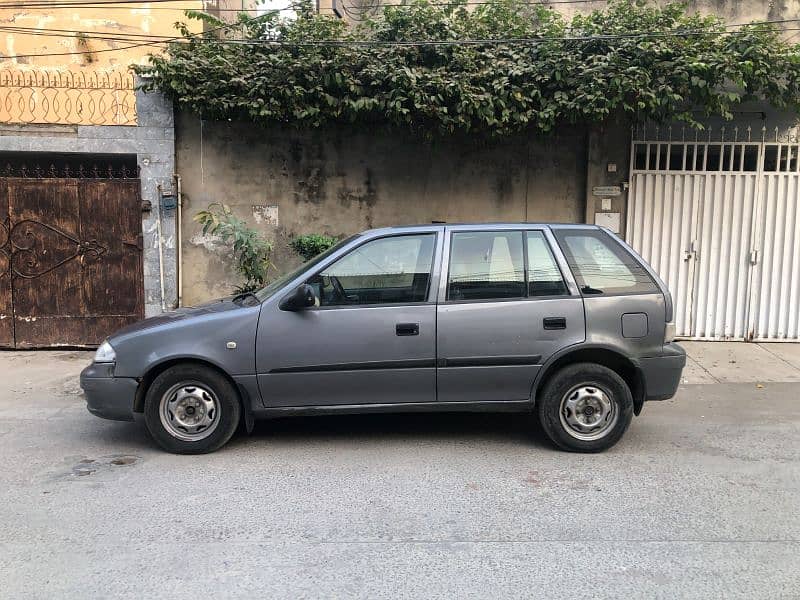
<box><xmin>0</xmin><ymin>351</ymin><xmax>798</xmax><ymax>599</ymax></box>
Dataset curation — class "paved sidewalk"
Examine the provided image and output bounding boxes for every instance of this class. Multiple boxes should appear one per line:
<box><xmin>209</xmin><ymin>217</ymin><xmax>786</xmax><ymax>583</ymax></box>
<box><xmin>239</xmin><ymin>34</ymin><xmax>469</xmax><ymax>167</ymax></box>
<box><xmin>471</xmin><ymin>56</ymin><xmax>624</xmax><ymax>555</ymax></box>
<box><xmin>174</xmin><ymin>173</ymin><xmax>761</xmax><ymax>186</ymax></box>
<box><xmin>682</xmin><ymin>341</ymin><xmax>800</xmax><ymax>384</ymax></box>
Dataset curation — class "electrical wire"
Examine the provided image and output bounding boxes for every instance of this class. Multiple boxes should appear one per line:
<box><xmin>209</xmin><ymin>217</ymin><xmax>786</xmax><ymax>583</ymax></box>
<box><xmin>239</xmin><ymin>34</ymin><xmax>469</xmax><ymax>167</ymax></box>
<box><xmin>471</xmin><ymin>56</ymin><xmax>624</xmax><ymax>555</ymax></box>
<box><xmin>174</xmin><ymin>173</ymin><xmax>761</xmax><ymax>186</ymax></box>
<box><xmin>0</xmin><ymin>26</ymin><xmax>184</xmax><ymax>40</ymax></box>
<box><xmin>3</xmin><ymin>15</ymin><xmax>800</xmax><ymax>43</ymax></box>
<box><xmin>1</xmin><ymin>5</ymin><xmax>271</xmax><ymax>10</ymax></box>
<box><xmin>0</xmin><ymin>8</ymin><xmax>278</xmax><ymax>58</ymax></box>
<box><xmin>1</xmin><ymin>11</ymin><xmax>798</xmax><ymax>57</ymax></box>
<box><xmin>0</xmin><ymin>0</ymin><xmax>285</xmax><ymax>10</ymax></box>
<box><xmin>0</xmin><ymin>0</ymin><xmax>605</xmax><ymax>7</ymax></box>
<box><xmin>337</xmin><ymin>0</ymin><xmax>607</xmax><ymax>13</ymax></box>
<box><xmin>209</xmin><ymin>27</ymin><xmax>800</xmax><ymax>46</ymax></box>
<box><xmin>0</xmin><ymin>0</ymin><xmax>203</xmax><ymax>7</ymax></box>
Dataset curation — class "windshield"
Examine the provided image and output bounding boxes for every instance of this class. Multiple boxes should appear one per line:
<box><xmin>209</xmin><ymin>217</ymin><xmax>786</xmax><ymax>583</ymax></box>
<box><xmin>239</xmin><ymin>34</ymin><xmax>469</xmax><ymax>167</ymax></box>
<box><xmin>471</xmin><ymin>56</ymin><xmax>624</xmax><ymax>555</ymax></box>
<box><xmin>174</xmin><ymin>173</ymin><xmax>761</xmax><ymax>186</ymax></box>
<box><xmin>254</xmin><ymin>235</ymin><xmax>360</xmax><ymax>301</ymax></box>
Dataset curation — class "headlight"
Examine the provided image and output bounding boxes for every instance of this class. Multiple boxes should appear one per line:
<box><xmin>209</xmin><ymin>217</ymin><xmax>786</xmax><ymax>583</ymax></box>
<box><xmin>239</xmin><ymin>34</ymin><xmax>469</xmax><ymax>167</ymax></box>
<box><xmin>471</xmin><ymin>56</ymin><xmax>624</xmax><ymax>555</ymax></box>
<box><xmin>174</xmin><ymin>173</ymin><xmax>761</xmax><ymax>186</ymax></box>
<box><xmin>665</xmin><ymin>322</ymin><xmax>676</xmax><ymax>343</ymax></box>
<box><xmin>94</xmin><ymin>340</ymin><xmax>116</xmax><ymax>363</ymax></box>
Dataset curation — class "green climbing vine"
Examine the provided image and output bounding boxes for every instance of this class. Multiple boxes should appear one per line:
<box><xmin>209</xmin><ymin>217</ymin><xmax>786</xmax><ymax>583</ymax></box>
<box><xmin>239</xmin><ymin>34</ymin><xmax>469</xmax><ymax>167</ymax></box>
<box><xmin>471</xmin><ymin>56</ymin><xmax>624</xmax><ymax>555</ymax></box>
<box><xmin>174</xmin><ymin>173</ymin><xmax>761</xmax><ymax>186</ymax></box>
<box><xmin>137</xmin><ymin>0</ymin><xmax>800</xmax><ymax>136</ymax></box>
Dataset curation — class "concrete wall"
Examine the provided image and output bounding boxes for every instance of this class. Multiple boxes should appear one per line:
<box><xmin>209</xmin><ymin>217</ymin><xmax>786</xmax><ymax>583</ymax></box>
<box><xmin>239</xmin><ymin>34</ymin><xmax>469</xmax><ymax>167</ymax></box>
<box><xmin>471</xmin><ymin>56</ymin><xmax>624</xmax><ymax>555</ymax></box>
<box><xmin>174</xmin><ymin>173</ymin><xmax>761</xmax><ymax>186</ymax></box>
<box><xmin>176</xmin><ymin>112</ymin><xmax>587</xmax><ymax>304</ymax></box>
<box><xmin>0</xmin><ymin>84</ymin><xmax>177</xmax><ymax>317</ymax></box>
<box><xmin>551</xmin><ymin>0</ymin><xmax>800</xmax><ymax>20</ymax></box>
<box><xmin>584</xmin><ymin>116</ymin><xmax>631</xmax><ymax>237</ymax></box>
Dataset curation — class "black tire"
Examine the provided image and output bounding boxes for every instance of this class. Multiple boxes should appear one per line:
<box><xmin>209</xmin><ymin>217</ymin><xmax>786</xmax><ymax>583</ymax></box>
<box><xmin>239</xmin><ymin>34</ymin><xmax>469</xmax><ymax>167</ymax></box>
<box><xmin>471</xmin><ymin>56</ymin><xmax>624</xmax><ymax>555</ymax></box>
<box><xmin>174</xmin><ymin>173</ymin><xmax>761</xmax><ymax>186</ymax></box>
<box><xmin>143</xmin><ymin>364</ymin><xmax>241</xmax><ymax>454</ymax></box>
<box><xmin>537</xmin><ymin>363</ymin><xmax>633</xmax><ymax>453</ymax></box>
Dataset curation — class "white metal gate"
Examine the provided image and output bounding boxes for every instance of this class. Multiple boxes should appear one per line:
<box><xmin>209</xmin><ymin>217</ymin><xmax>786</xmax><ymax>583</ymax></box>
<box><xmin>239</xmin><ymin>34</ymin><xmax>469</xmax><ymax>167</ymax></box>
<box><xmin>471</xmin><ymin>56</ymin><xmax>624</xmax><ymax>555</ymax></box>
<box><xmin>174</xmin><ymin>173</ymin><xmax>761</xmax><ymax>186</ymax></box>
<box><xmin>627</xmin><ymin>125</ymin><xmax>800</xmax><ymax>341</ymax></box>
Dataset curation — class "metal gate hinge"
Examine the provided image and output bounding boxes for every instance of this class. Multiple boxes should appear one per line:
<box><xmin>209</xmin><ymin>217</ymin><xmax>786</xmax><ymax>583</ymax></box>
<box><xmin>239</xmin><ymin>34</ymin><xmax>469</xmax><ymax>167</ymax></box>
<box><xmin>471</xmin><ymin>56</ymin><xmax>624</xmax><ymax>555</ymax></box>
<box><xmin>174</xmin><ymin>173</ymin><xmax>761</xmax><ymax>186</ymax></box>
<box><xmin>750</xmin><ymin>249</ymin><xmax>759</xmax><ymax>265</ymax></box>
<box><xmin>684</xmin><ymin>241</ymin><xmax>698</xmax><ymax>262</ymax></box>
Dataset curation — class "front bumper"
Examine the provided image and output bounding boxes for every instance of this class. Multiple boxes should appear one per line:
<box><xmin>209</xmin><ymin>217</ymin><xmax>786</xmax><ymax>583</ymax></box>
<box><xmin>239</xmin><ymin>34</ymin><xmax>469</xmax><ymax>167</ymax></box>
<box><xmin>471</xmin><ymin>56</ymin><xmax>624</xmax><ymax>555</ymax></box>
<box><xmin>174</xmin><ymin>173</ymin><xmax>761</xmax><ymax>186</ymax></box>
<box><xmin>639</xmin><ymin>342</ymin><xmax>686</xmax><ymax>401</ymax></box>
<box><xmin>80</xmin><ymin>363</ymin><xmax>138</xmax><ymax>422</ymax></box>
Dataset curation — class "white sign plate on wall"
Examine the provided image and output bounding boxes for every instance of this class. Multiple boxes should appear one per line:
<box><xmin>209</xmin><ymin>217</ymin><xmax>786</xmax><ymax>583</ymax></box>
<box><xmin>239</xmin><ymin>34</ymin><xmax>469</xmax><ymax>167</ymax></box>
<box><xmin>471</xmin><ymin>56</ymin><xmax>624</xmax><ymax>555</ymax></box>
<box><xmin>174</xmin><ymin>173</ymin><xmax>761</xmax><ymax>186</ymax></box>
<box><xmin>592</xmin><ymin>186</ymin><xmax>622</xmax><ymax>197</ymax></box>
<box><xmin>595</xmin><ymin>211</ymin><xmax>621</xmax><ymax>233</ymax></box>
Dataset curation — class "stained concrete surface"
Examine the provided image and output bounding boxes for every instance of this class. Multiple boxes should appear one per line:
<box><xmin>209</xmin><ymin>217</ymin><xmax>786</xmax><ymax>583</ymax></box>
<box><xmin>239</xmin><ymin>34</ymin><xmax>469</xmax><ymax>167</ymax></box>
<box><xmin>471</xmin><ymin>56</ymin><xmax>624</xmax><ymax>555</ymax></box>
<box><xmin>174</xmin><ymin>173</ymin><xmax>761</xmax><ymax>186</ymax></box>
<box><xmin>681</xmin><ymin>341</ymin><xmax>800</xmax><ymax>383</ymax></box>
<box><xmin>0</xmin><ymin>346</ymin><xmax>798</xmax><ymax>599</ymax></box>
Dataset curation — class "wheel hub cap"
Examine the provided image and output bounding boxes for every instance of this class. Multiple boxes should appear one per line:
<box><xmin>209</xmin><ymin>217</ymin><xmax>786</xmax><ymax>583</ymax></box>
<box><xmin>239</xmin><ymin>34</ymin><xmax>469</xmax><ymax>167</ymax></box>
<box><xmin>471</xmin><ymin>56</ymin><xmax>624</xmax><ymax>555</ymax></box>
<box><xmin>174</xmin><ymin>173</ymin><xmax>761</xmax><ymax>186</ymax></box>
<box><xmin>159</xmin><ymin>383</ymin><xmax>220</xmax><ymax>442</ymax></box>
<box><xmin>559</xmin><ymin>385</ymin><xmax>618</xmax><ymax>441</ymax></box>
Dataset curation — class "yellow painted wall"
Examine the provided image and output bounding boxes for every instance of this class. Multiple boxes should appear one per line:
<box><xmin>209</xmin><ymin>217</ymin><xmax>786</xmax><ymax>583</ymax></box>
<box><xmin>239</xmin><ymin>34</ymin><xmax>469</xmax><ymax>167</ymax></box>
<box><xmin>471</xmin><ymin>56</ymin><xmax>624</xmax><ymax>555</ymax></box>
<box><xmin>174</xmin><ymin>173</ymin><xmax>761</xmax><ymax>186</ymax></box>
<box><xmin>0</xmin><ymin>2</ymin><xmax>204</xmax><ymax>70</ymax></box>
<box><xmin>0</xmin><ymin>2</ymin><xmax>223</xmax><ymax>125</ymax></box>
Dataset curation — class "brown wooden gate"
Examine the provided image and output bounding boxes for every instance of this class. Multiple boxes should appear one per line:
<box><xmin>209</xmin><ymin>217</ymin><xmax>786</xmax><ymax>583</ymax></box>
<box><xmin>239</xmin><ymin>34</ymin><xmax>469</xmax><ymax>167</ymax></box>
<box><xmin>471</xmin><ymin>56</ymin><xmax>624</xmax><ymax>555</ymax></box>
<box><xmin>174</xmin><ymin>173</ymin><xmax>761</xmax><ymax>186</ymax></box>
<box><xmin>0</xmin><ymin>167</ymin><xmax>144</xmax><ymax>348</ymax></box>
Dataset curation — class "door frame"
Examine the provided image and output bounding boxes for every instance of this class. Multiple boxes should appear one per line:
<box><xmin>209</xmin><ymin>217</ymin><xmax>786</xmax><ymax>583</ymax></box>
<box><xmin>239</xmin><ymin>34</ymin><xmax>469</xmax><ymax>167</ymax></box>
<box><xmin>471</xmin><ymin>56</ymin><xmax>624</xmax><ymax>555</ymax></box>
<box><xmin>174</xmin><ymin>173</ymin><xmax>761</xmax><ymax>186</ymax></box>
<box><xmin>254</xmin><ymin>227</ymin><xmax>446</xmax><ymax>407</ymax></box>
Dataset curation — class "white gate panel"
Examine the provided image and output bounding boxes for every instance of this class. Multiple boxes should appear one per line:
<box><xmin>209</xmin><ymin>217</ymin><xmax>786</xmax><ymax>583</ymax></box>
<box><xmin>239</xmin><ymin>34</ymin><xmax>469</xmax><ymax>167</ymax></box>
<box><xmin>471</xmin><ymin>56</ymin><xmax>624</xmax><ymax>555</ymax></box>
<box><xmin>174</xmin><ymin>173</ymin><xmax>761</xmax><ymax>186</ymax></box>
<box><xmin>627</xmin><ymin>172</ymin><xmax>698</xmax><ymax>337</ymax></box>
<box><xmin>749</xmin><ymin>173</ymin><xmax>800</xmax><ymax>340</ymax></box>
<box><xmin>628</xmin><ymin>130</ymin><xmax>800</xmax><ymax>341</ymax></box>
<box><xmin>692</xmin><ymin>173</ymin><xmax>757</xmax><ymax>340</ymax></box>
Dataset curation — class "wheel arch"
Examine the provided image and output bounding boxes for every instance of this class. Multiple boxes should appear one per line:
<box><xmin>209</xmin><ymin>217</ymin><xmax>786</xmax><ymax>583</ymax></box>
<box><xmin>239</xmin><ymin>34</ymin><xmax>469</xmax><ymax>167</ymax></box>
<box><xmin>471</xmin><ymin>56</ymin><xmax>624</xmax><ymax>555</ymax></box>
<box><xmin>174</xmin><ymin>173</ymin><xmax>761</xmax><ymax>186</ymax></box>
<box><xmin>133</xmin><ymin>357</ymin><xmax>254</xmax><ymax>430</ymax></box>
<box><xmin>532</xmin><ymin>345</ymin><xmax>645</xmax><ymax>416</ymax></box>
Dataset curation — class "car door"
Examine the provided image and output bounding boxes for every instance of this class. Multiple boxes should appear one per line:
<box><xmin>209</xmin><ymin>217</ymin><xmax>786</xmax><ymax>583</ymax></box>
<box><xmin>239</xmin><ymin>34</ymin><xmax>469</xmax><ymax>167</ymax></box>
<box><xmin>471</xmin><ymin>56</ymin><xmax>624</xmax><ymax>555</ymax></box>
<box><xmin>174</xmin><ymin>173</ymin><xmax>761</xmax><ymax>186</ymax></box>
<box><xmin>256</xmin><ymin>231</ymin><xmax>441</xmax><ymax>407</ymax></box>
<box><xmin>436</xmin><ymin>227</ymin><xmax>585</xmax><ymax>402</ymax></box>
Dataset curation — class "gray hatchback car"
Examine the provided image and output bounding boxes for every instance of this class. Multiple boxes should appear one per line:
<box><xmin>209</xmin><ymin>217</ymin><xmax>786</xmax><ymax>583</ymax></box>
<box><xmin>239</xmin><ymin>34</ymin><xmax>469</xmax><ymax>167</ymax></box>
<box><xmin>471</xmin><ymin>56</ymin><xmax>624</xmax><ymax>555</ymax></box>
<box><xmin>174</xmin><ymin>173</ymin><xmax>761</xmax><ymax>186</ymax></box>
<box><xmin>81</xmin><ymin>223</ymin><xmax>685</xmax><ymax>454</ymax></box>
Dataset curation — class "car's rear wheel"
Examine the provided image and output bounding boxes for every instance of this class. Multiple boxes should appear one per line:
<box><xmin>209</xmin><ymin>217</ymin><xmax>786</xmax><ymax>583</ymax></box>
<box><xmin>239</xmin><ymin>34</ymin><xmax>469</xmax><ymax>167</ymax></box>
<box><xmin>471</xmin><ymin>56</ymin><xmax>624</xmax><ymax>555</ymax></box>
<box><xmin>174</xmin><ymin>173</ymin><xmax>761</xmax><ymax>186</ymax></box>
<box><xmin>537</xmin><ymin>363</ymin><xmax>633</xmax><ymax>453</ymax></box>
<box><xmin>144</xmin><ymin>364</ymin><xmax>241</xmax><ymax>454</ymax></box>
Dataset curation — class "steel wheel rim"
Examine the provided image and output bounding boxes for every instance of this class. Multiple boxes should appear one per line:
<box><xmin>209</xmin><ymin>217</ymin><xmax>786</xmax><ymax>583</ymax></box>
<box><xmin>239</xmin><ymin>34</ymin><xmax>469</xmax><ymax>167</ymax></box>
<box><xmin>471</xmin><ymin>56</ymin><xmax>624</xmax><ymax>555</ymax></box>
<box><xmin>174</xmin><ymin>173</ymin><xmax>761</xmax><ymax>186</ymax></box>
<box><xmin>558</xmin><ymin>384</ymin><xmax>618</xmax><ymax>441</ymax></box>
<box><xmin>159</xmin><ymin>382</ymin><xmax>220</xmax><ymax>442</ymax></box>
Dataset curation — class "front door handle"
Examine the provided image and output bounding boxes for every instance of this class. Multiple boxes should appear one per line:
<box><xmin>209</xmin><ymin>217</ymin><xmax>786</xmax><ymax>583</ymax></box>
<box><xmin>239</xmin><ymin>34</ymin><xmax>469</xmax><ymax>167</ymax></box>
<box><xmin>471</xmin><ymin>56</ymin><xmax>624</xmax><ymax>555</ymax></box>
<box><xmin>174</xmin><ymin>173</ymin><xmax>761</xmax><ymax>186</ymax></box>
<box><xmin>543</xmin><ymin>317</ymin><xmax>567</xmax><ymax>330</ymax></box>
<box><xmin>396</xmin><ymin>323</ymin><xmax>419</xmax><ymax>336</ymax></box>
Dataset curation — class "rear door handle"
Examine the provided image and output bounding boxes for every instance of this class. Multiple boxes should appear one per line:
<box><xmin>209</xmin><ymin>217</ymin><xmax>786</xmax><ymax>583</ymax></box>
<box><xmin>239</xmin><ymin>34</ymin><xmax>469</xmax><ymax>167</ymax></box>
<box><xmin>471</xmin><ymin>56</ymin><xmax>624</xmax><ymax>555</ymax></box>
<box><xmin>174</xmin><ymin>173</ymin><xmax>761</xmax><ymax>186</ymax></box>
<box><xmin>543</xmin><ymin>317</ymin><xmax>566</xmax><ymax>330</ymax></box>
<box><xmin>396</xmin><ymin>323</ymin><xmax>419</xmax><ymax>336</ymax></box>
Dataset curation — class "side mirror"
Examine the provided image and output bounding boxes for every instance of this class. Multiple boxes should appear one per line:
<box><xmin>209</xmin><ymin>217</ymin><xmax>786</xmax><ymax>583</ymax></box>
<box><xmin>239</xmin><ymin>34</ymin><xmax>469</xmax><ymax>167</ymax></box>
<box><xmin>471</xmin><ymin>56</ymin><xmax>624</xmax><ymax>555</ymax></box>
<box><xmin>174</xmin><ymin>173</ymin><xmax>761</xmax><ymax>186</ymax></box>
<box><xmin>279</xmin><ymin>284</ymin><xmax>317</xmax><ymax>311</ymax></box>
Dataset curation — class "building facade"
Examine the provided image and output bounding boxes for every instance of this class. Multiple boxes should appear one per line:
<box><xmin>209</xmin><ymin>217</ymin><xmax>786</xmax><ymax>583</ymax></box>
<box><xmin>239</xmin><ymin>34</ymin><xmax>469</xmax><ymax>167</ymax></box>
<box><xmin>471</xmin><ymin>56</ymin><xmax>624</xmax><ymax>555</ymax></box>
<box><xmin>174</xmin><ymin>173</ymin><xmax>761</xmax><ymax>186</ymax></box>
<box><xmin>2</xmin><ymin>0</ymin><xmax>799</xmax><ymax>345</ymax></box>
<box><xmin>0</xmin><ymin>1</ymin><xmax>255</xmax><ymax>348</ymax></box>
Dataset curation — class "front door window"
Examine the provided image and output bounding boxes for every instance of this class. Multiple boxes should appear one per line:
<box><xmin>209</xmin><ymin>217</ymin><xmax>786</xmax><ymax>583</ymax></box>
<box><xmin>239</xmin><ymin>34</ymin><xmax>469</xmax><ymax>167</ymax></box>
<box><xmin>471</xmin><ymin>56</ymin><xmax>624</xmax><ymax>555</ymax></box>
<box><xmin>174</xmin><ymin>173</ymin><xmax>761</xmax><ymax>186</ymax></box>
<box><xmin>307</xmin><ymin>233</ymin><xmax>436</xmax><ymax>306</ymax></box>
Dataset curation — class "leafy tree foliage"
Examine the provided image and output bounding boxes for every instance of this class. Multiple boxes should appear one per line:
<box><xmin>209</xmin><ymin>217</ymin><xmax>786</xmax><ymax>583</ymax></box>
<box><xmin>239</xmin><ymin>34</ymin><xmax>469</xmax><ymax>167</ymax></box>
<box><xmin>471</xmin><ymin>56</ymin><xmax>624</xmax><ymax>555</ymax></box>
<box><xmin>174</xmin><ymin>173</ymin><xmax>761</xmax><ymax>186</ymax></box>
<box><xmin>138</xmin><ymin>0</ymin><xmax>800</xmax><ymax>135</ymax></box>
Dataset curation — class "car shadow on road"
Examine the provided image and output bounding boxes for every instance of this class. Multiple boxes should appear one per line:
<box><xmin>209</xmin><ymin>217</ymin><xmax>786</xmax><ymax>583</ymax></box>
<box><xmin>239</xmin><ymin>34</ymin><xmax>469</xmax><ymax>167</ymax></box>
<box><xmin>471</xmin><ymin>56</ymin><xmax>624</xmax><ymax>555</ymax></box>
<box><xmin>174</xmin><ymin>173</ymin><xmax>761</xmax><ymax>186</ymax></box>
<box><xmin>230</xmin><ymin>411</ymin><xmax>552</xmax><ymax>451</ymax></box>
<box><xmin>88</xmin><ymin>411</ymin><xmax>553</xmax><ymax>453</ymax></box>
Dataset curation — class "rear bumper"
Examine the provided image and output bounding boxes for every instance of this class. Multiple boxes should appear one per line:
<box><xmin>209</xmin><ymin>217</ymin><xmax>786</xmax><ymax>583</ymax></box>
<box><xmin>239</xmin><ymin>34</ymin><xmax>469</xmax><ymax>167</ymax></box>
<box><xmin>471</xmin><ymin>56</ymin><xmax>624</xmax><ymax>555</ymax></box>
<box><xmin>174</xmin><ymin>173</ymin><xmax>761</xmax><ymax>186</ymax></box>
<box><xmin>80</xmin><ymin>363</ymin><xmax>138</xmax><ymax>422</ymax></box>
<box><xmin>639</xmin><ymin>343</ymin><xmax>686</xmax><ymax>401</ymax></box>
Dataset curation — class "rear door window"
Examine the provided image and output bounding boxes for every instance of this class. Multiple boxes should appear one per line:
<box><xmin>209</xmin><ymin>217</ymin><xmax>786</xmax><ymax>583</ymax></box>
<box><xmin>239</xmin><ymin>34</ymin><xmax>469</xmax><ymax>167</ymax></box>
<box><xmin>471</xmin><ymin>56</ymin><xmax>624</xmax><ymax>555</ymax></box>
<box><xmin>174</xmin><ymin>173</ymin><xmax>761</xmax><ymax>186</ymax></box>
<box><xmin>447</xmin><ymin>231</ymin><xmax>525</xmax><ymax>300</ymax></box>
<box><xmin>554</xmin><ymin>230</ymin><xmax>657</xmax><ymax>295</ymax></box>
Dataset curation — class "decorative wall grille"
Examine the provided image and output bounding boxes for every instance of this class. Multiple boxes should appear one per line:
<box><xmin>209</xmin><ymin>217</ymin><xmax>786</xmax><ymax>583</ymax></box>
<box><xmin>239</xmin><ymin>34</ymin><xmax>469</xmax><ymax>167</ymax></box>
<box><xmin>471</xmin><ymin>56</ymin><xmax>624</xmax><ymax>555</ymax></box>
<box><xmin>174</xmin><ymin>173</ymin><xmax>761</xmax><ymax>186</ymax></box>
<box><xmin>0</xmin><ymin>69</ymin><xmax>137</xmax><ymax>126</ymax></box>
<box><xmin>0</xmin><ymin>153</ymin><xmax>139</xmax><ymax>179</ymax></box>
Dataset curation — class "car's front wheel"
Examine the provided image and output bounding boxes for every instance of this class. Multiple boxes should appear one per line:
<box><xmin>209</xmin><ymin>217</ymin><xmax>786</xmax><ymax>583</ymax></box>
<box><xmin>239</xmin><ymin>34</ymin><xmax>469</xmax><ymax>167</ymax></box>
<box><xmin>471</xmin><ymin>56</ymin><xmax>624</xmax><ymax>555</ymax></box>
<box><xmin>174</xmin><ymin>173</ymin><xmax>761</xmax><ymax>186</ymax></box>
<box><xmin>144</xmin><ymin>364</ymin><xmax>241</xmax><ymax>454</ymax></box>
<box><xmin>537</xmin><ymin>363</ymin><xmax>633</xmax><ymax>453</ymax></box>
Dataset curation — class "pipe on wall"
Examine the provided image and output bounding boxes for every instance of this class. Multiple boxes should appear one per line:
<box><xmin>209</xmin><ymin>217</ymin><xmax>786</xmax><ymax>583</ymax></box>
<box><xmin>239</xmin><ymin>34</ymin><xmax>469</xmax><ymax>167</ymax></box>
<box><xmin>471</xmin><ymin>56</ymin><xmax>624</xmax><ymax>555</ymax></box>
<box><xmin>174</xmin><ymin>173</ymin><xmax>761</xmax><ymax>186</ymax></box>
<box><xmin>156</xmin><ymin>184</ymin><xmax>167</xmax><ymax>312</ymax></box>
<box><xmin>175</xmin><ymin>173</ymin><xmax>183</xmax><ymax>308</ymax></box>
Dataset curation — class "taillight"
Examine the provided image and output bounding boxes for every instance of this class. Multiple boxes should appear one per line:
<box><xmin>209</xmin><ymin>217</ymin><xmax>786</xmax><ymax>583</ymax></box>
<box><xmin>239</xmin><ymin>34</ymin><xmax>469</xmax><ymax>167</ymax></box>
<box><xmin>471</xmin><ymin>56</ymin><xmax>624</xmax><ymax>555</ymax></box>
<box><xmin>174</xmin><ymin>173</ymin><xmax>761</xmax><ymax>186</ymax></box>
<box><xmin>665</xmin><ymin>322</ymin><xmax>676</xmax><ymax>343</ymax></box>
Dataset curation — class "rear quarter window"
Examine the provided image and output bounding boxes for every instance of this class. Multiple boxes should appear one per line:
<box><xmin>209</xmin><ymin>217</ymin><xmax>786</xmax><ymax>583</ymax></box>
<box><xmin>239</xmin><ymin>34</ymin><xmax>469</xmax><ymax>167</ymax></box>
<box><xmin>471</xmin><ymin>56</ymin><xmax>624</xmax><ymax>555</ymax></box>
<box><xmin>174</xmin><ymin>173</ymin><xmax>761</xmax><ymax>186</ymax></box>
<box><xmin>553</xmin><ymin>229</ymin><xmax>658</xmax><ymax>295</ymax></box>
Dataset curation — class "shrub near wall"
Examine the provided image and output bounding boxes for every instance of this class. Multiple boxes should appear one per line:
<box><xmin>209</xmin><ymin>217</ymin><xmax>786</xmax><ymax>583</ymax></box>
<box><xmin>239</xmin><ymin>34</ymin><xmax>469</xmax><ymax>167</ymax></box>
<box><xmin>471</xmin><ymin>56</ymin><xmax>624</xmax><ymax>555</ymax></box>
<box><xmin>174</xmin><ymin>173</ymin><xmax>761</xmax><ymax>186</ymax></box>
<box><xmin>291</xmin><ymin>234</ymin><xmax>339</xmax><ymax>261</ymax></box>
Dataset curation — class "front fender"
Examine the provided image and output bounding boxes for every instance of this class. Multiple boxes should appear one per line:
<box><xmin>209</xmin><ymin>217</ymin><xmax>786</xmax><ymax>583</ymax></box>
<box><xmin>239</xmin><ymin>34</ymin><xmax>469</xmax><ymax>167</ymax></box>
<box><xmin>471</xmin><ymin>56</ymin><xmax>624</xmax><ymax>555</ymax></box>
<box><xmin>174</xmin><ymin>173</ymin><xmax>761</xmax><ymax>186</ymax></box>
<box><xmin>110</xmin><ymin>305</ymin><xmax>261</xmax><ymax>379</ymax></box>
